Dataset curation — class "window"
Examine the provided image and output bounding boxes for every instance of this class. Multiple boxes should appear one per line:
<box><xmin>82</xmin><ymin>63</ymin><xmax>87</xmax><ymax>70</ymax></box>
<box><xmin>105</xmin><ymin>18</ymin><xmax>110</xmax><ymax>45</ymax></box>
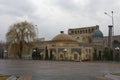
<box><xmin>89</xmin><ymin>29</ymin><xmax>91</xmax><ymax>33</ymax></box>
<box><xmin>75</xmin><ymin>31</ymin><xmax>77</xmax><ymax>34</ymax></box>
<box><xmin>78</xmin><ymin>31</ymin><xmax>79</xmax><ymax>34</ymax></box>
<box><xmin>86</xmin><ymin>49</ymin><xmax>88</xmax><ymax>53</ymax></box>
<box><xmin>76</xmin><ymin>37</ymin><xmax>79</xmax><ymax>40</ymax></box>
<box><xmin>71</xmin><ymin>31</ymin><xmax>73</xmax><ymax>34</ymax></box>
<box><xmin>86</xmin><ymin>30</ymin><xmax>87</xmax><ymax>33</ymax></box>
<box><xmin>80</xmin><ymin>30</ymin><xmax>82</xmax><ymax>34</ymax></box>
<box><xmin>52</xmin><ymin>45</ymin><xmax>56</xmax><ymax>47</ymax></box>
<box><xmin>89</xmin><ymin>49</ymin><xmax>91</xmax><ymax>53</ymax></box>
<box><xmin>92</xmin><ymin>28</ymin><xmax>94</xmax><ymax>31</ymax></box>
<box><xmin>60</xmin><ymin>54</ymin><xmax>63</xmax><ymax>59</ymax></box>
<box><xmin>83</xmin><ymin>30</ymin><xmax>85</xmax><ymax>33</ymax></box>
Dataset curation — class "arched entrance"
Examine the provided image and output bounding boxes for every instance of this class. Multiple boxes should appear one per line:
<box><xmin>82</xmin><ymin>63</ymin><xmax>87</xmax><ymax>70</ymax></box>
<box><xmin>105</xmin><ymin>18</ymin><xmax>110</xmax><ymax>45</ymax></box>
<box><xmin>74</xmin><ymin>54</ymin><xmax>77</xmax><ymax>60</ymax></box>
<box><xmin>73</xmin><ymin>52</ymin><xmax>80</xmax><ymax>61</ymax></box>
<box><xmin>40</xmin><ymin>53</ymin><xmax>44</xmax><ymax>60</ymax></box>
<box><xmin>59</xmin><ymin>52</ymin><xmax>64</xmax><ymax>60</ymax></box>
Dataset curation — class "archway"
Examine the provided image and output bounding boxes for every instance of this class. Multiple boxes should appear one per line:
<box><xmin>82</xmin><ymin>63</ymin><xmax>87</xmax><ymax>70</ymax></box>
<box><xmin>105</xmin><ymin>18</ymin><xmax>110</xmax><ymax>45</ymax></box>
<box><xmin>73</xmin><ymin>52</ymin><xmax>80</xmax><ymax>61</ymax></box>
<box><xmin>59</xmin><ymin>52</ymin><xmax>64</xmax><ymax>60</ymax></box>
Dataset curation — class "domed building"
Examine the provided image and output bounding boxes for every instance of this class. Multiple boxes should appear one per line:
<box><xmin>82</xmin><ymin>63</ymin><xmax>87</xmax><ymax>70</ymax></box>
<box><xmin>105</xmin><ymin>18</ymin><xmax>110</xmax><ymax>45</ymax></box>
<box><xmin>49</xmin><ymin>31</ymin><xmax>94</xmax><ymax>61</ymax></box>
<box><xmin>52</xmin><ymin>31</ymin><xmax>76</xmax><ymax>42</ymax></box>
<box><xmin>92</xmin><ymin>29</ymin><xmax>103</xmax><ymax>38</ymax></box>
<box><xmin>92</xmin><ymin>29</ymin><xmax>104</xmax><ymax>60</ymax></box>
<box><xmin>36</xmin><ymin>25</ymin><xmax>105</xmax><ymax>61</ymax></box>
<box><xmin>38</xmin><ymin>31</ymin><xmax>94</xmax><ymax>61</ymax></box>
<box><xmin>92</xmin><ymin>29</ymin><xmax>104</xmax><ymax>45</ymax></box>
<box><xmin>68</xmin><ymin>25</ymin><xmax>104</xmax><ymax>61</ymax></box>
<box><xmin>49</xmin><ymin>31</ymin><xmax>79</xmax><ymax>61</ymax></box>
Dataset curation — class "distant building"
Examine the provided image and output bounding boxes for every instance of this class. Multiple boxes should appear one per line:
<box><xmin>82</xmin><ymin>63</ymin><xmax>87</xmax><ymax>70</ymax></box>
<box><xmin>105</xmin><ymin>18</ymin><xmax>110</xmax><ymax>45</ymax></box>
<box><xmin>68</xmin><ymin>25</ymin><xmax>104</xmax><ymax>60</ymax></box>
<box><xmin>37</xmin><ymin>31</ymin><xmax>93</xmax><ymax>61</ymax></box>
<box><xmin>68</xmin><ymin>25</ymin><xmax>99</xmax><ymax>43</ymax></box>
<box><xmin>36</xmin><ymin>25</ymin><xmax>105</xmax><ymax>61</ymax></box>
<box><xmin>104</xmin><ymin>35</ymin><xmax>120</xmax><ymax>51</ymax></box>
<box><xmin>0</xmin><ymin>41</ymin><xmax>7</xmax><ymax>59</ymax></box>
<box><xmin>7</xmin><ymin>25</ymin><xmax>120</xmax><ymax>61</ymax></box>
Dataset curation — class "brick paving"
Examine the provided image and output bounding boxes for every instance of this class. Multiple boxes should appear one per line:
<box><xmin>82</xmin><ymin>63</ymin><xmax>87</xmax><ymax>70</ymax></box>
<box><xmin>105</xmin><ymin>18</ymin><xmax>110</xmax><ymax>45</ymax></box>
<box><xmin>96</xmin><ymin>75</ymin><xmax>112</xmax><ymax>80</ymax></box>
<box><xmin>0</xmin><ymin>60</ymin><xmax>120</xmax><ymax>80</ymax></box>
<box><xmin>18</xmin><ymin>75</ymin><xmax>32</xmax><ymax>80</ymax></box>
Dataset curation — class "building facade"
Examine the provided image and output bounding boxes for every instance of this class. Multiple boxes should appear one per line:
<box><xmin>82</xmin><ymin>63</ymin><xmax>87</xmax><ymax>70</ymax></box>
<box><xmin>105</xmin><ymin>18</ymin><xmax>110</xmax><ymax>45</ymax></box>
<box><xmin>37</xmin><ymin>31</ymin><xmax>93</xmax><ymax>61</ymax></box>
<box><xmin>68</xmin><ymin>25</ymin><xmax>104</xmax><ymax>60</ymax></box>
<box><xmin>6</xmin><ymin>24</ymin><xmax>120</xmax><ymax>61</ymax></box>
<box><xmin>68</xmin><ymin>25</ymin><xmax>99</xmax><ymax>43</ymax></box>
<box><xmin>36</xmin><ymin>25</ymin><xmax>104</xmax><ymax>61</ymax></box>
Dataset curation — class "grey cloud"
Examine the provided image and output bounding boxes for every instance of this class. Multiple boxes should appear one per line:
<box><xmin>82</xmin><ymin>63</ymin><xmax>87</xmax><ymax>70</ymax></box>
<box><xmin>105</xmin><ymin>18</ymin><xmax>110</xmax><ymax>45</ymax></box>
<box><xmin>40</xmin><ymin>0</ymin><xmax>82</xmax><ymax>15</ymax></box>
<box><xmin>37</xmin><ymin>0</ymin><xmax>120</xmax><ymax>39</ymax></box>
<box><xmin>0</xmin><ymin>0</ymin><xmax>120</xmax><ymax>41</ymax></box>
<box><xmin>49</xmin><ymin>0</ymin><xmax>119</xmax><ymax>18</ymax></box>
<box><xmin>0</xmin><ymin>0</ymin><xmax>36</xmax><ymax>17</ymax></box>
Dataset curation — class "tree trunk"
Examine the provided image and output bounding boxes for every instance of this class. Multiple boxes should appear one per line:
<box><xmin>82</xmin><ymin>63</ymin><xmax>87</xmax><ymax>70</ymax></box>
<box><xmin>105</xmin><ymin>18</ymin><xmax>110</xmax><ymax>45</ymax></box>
<box><xmin>19</xmin><ymin>41</ymin><xmax>23</xmax><ymax>59</ymax></box>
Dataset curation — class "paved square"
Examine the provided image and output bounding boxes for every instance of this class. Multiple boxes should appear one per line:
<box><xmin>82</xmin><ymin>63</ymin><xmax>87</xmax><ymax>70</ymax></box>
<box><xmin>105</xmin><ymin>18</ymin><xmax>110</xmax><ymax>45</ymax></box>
<box><xmin>0</xmin><ymin>60</ymin><xmax>120</xmax><ymax>80</ymax></box>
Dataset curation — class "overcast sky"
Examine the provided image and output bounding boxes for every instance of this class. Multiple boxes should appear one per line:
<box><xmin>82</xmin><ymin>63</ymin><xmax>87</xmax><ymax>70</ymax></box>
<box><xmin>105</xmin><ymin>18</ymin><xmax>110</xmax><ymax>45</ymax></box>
<box><xmin>0</xmin><ymin>0</ymin><xmax>120</xmax><ymax>41</ymax></box>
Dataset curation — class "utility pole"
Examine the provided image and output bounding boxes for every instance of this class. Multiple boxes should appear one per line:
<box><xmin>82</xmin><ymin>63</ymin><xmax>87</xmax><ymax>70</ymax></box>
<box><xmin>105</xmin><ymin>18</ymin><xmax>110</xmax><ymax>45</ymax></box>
<box><xmin>35</xmin><ymin>25</ymin><xmax>39</xmax><ymax>47</ymax></box>
<box><xmin>104</xmin><ymin>11</ymin><xmax>114</xmax><ymax>49</ymax></box>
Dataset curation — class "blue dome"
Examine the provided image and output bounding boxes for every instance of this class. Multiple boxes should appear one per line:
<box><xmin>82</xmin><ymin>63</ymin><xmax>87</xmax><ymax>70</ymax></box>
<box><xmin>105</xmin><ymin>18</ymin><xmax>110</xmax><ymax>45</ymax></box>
<box><xmin>92</xmin><ymin>29</ymin><xmax>103</xmax><ymax>38</ymax></box>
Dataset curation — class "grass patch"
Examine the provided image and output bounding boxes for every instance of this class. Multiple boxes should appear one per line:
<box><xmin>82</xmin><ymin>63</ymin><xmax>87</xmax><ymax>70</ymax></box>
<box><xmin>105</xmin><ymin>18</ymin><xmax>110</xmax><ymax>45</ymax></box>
<box><xmin>112</xmin><ymin>73</ymin><xmax>120</xmax><ymax>76</ymax></box>
<box><xmin>0</xmin><ymin>75</ymin><xmax>19</xmax><ymax>80</ymax></box>
<box><xmin>0</xmin><ymin>75</ymin><xmax>10</xmax><ymax>80</ymax></box>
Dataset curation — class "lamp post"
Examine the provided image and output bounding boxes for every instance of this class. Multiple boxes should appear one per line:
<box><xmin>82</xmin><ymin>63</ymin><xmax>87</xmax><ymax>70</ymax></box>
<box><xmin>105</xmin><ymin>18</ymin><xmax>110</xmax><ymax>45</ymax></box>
<box><xmin>115</xmin><ymin>47</ymin><xmax>120</xmax><ymax>61</ymax></box>
<box><xmin>4</xmin><ymin>50</ymin><xmax>8</xmax><ymax>59</ymax></box>
<box><xmin>35</xmin><ymin>25</ymin><xmax>39</xmax><ymax>47</ymax></box>
<box><xmin>32</xmin><ymin>49</ymin><xmax>36</xmax><ymax>60</ymax></box>
<box><xmin>104</xmin><ymin>11</ymin><xmax>115</xmax><ymax>61</ymax></box>
<box><xmin>104</xmin><ymin>11</ymin><xmax>114</xmax><ymax>49</ymax></box>
<box><xmin>63</xmin><ymin>48</ymin><xmax>67</xmax><ymax>60</ymax></box>
<box><xmin>104</xmin><ymin>11</ymin><xmax>114</xmax><ymax>27</ymax></box>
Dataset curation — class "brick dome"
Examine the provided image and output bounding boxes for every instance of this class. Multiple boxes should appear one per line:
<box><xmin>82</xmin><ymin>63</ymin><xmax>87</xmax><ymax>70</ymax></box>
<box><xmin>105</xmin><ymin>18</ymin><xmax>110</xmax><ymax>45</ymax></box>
<box><xmin>52</xmin><ymin>31</ymin><xmax>76</xmax><ymax>42</ymax></box>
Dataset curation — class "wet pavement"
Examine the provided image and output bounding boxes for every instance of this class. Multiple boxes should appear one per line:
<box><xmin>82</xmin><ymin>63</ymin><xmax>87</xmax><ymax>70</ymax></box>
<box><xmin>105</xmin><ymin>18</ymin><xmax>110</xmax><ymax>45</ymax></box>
<box><xmin>0</xmin><ymin>60</ymin><xmax>120</xmax><ymax>80</ymax></box>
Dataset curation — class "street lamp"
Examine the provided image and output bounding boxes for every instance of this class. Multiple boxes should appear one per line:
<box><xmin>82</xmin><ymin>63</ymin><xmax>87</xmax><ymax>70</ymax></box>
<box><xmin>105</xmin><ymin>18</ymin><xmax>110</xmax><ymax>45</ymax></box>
<box><xmin>35</xmin><ymin>25</ymin><xmax>39</xmax><ymax>39</ymax></box>
<box><xmin>104</xmin><ymin>11</ymin><xmax>114</xmax><ymax>27</ymax></box>
<box><xmin>33</xmin><ymin>49</ymin><xmax>36</xmax><ymax>52</ymax></box>
<box><xmin>32</xmin><ymin>49</ymin><xmax>37</xmax><ymax>60</ymax></box>
<box><xmin>4</xmin><ymin>50</ymin><xmax>8</xmax><ymax>59</ymax></box>
<box><xmin>104</xmin><ymin>11</ymin><xmax>114</xmax><ymax>48</ymax></box>
<box><xmin>35</xmin><ymin>25</ymin><xmax>39</xmax><ymax>47</ymax></box>
<box><xmin>115</xmin><ymin>47</ymin><xmax>120</xmax><ymax>61</ymax></box>
<box><xmin>63</xmin><ymin>48</ymin><xmax>67</xmax><ymax>60</ymax></box>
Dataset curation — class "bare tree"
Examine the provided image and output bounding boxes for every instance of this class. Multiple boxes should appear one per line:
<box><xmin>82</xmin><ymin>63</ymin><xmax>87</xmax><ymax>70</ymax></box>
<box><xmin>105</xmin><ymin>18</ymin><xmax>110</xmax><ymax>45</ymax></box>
<box><xmin>6</xmin><ymin>21</ymin><xmax>36</xmax><ymax>59</ymax></box>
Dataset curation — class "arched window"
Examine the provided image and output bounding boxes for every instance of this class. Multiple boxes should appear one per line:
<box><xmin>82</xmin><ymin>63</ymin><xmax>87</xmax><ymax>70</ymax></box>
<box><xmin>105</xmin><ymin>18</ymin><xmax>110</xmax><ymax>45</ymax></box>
<box><xmin>75</xmin><ymin>31</ymin><xmax>77</xmax><ymax>34</ymax></box>
<box><xmin>89</xmin><ymin>49</ymin><xmax>91</xmax><ymax>53</ymax></box>
<box><xmin>77</xmin><ymin>31</ymin><xmax>79</xmax><ymax>34</ymax></box>
<box><xmin>86</xmin><ymin>30</ymin><xmax>87</xmax><ymax>33</ymax></box>
<box><xmin>80</xmin><ymin>30</ymin><xmax>82</xmax><ymax>34</ymax></box>
<box><xmin>89</xmin><ymin>29</ymin><xmax>91</xmax><ymax>33</ymax></box>
<box><xmin>71</xmin><ymin>31</ymin><xmax>74</xmax><ymax>34</ymax></box>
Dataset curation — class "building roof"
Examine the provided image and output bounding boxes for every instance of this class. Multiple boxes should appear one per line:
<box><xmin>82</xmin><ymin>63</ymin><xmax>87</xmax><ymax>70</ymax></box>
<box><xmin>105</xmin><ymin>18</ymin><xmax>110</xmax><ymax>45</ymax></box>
<box><xmin>92</xmin><ymin>29</ymin><xmax>103</xmax><ymax>38</ymax></box>
<box><xmin>68</xmin><ymin>25</ymin><xmax>99</xmax><ymax>30</ymax></box>
<box><xmin>51</xmin><ymin>31</ymin><xmax>76</xmax><ymax>42</ymax></box>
